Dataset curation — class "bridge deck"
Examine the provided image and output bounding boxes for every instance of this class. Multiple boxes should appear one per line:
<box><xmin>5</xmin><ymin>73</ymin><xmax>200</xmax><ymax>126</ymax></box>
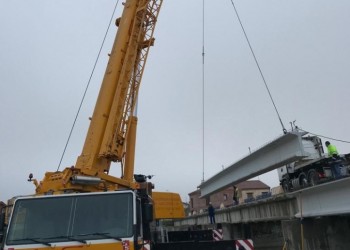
<box><xmin>178</xmin><ymin>177</ymin><xmax>350</xmax><ymax>228</ymax></box>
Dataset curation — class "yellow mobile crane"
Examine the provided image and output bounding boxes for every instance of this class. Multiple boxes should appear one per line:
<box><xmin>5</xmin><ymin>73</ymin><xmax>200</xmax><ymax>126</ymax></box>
<box><xmin>1</xmin><ymin>1</ymin><xmax>184</xmax><ymax>249</ymax></box>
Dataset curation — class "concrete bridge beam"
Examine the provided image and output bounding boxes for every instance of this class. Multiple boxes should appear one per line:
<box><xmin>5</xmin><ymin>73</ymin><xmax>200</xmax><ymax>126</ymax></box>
<box><xmin>199</xmin><ymin>131</ymin><xmax>308</xmax><ymax>197</ymax></box>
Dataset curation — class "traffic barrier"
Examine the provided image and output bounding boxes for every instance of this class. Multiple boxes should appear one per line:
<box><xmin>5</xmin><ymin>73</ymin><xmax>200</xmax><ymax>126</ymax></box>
<box><xmin>212</xmin><ymin>229</ymin><xmax>223</xmax><ymax>241</ymax></box>
<box><xmin>235</xmin><ymin>239</ymin><xmax>254</xmax><ymax>250</ymax></box>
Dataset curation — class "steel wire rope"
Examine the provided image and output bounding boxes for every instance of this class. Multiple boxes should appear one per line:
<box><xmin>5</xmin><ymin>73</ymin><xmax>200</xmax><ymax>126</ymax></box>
<box><xmin>57</xmin><ymin>0</ymin><xmax>120</xmax><ymax>171</ymax></box>
<box><xmin>201</xmin><ymin>0</ymin><xmax>206</xmax><ymax>182</ymax></box>
<box><xmin>298</xmin><ymin>128</ymin><xmax>350</xmax><ymax>144</ymax></box>
<box><xmin>229</xmin><ymin>0</ymin><xmax>287</xmax><ymax>134</ymax></box>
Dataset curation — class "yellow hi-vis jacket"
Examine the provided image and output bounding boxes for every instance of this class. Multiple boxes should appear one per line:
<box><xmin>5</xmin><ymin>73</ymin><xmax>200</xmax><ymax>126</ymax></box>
<box><xmin>327</xmin><ymin>144</ymin><xmax>339</xmax><ymax>156</ymax></box>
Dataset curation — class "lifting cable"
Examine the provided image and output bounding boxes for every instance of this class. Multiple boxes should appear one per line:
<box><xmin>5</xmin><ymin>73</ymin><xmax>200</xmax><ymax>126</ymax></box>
<box><xmin>201</xmin><ymin>0</ymin><xmax>206</xmax><ymax>182</ymax></box>
<box><xmin>229</xmin><ymin>0</ymin><xmax>287</xmax><ymax>134</ymax></box>
<box><xmin>298</xmin><ymin>128</ymin><xmax>350</xmax><ymax>144</ymax></box>
<box><xmin>56</xmin><ymin>0</ymin><xmax>120</xmax><ymax>171</ymax></box>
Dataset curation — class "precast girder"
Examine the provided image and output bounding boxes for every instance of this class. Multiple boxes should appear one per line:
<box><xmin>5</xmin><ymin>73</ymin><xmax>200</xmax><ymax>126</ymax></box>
<box><xmin>293</xmin><ymin>177</ymin><xmax>350</xmax><ymax>218</ymax></box>
<box><xmin>199</xmin><ymin>131</ymin><xmax>309</xmax><ymax>197</ymax></box>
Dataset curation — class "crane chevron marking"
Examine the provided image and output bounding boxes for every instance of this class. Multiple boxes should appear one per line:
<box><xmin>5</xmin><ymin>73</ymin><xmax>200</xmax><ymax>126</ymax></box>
<box><xmin>122</xmin><ymin>240</ymin><xmax>130</xmax><ymax>250</ymax></box>
<box><xmin>236</xmin><ymin>239</ymin><xmax>254</xmax><ymax>250</ymax></box>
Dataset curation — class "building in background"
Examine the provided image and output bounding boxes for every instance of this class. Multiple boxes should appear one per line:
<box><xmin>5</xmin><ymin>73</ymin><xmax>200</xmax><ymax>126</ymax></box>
<box><xmin>188</xmin><ymin>180</ymin><xmax>270</xmax><ymax>215</ymax></box>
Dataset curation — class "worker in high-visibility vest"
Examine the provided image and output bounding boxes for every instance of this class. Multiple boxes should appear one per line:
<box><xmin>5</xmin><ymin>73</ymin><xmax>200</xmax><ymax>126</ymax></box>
<box><xmin>325</xmin><ymin>141</ymin><xmax>339</xmax><ymax>157</ymax></box>
<box><xmin>325</xmin><ymin>141</ymin><xmax>341</xmax><ymax>178</ymax></box>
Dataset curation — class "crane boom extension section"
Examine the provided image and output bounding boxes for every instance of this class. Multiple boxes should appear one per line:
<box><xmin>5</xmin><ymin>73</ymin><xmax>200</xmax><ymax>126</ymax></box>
<box><xmin>35</xmin><ymin>0</ymin><xmax>162</xmax><ymax>194</ymax></box>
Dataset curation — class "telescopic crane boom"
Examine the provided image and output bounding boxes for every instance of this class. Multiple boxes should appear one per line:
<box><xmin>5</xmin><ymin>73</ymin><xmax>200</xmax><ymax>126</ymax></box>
<box><xmin>1</xmin><ymin>2</ymin><xmax>184</xmax><ymax>249</ymax></box>
<box><xmin>33</xmin><ymin>0</ymin><xmax>162</xmax><ymax>194</ymax></box>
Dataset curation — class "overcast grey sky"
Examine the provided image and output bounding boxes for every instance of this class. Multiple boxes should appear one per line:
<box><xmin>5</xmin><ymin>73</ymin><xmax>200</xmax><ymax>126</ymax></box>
<box><xmin>1</xmin><ymin>0</ymin><xmax>350</xmax><ymax>203</ymax></box>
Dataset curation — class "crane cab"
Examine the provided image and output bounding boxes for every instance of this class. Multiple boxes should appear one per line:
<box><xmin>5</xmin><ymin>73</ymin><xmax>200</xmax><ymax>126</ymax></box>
<box><xmin>1</xmin><ymin>190</ymin><xmax>153</xmax><ymax>250</ymax></box>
